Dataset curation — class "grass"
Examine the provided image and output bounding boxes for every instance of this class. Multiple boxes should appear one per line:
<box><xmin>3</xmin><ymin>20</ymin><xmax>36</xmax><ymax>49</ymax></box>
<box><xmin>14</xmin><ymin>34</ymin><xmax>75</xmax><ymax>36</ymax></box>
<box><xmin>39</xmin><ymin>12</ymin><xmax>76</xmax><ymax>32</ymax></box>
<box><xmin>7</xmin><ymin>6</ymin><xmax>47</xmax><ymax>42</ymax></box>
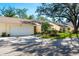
<box><xmin>39</xmin><ymin>32</ymin><xmax>79</xmax><ymax>39</ymax></box>
<box><xmin>40</xmin><ymin>34</ymin><xmax>53</xmax><ymax>39</ymax></box>
<box><xmin>58</xmin><ymin>32</ymin><xmax>79</xmax><ymax>39</ymax></box>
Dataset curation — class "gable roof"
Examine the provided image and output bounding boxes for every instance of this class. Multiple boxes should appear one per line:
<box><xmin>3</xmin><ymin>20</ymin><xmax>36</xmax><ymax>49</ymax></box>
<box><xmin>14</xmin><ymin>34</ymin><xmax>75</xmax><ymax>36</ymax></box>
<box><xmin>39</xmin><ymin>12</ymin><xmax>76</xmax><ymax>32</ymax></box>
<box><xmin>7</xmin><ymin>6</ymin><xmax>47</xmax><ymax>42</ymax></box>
<box><xmin>0</xmin><ymin>16</ymin><xmax>69</xmax><ymax>27</ymax></box>
<box><xmin>0</xmin><ymin>16</ymin><xmax>36</xmax><ymax>25</ymax></box>
<box><xmin>66</xmin><ymin>22</ymin><xmax>73</xmax><ymax>27</ymax></box>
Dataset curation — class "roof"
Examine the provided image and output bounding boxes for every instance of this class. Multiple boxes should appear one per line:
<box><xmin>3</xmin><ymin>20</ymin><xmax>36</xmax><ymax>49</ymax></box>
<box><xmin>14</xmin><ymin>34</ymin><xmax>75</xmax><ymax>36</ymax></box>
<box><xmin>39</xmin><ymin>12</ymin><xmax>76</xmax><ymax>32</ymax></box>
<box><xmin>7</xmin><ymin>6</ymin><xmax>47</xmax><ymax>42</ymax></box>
<box><xmin>0</xmin><ymin>16</ymin><xmax>68</xmax><ymax>27</ymax></box>
<box><xmin>66</xmin><ymin>22</ymin><xmax>73</xmax><ymax>27</ymax></box>
<box><xmin>0</xmin><ymin>16</ymin><xmax>36</xmax><ymax>25</ymax></box>
<box><xmin>48</xmin><ymin>22</ymin><xmax>64</xmax><ymax>27</ymax></box>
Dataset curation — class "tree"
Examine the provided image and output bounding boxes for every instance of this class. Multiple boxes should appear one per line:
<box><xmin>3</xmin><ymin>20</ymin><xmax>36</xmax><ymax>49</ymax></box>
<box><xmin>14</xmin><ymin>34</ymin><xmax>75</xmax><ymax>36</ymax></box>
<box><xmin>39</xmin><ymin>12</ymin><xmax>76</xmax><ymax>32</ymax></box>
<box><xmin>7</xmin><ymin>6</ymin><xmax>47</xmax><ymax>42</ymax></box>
<box><xmin>16</xmin><ymin>8</ymin><xmax>28</xmax><ymax>19</ymax></box>
<box><xmin>37</xmin><ymin>16</ymin><xmax>47</xmax><ymax>22</ymax></box>
<box><xmin>0</xmin><ymin>7</ymin><xmax>16</xmax><ymax>17</ymax></box>
<box><xmin>36</xmin><ymin>3</ymin><xmax>79</xmax><ymax>33</ymax></box>
<box><xmin>42</xmin><ymin>22</ymin><xmax>50</xmax><ymax>33</ymax></box>
<box><xmin>28</xmin><ymin>15</ymin><xmax>34</xmax><ymax>19</ymax></box>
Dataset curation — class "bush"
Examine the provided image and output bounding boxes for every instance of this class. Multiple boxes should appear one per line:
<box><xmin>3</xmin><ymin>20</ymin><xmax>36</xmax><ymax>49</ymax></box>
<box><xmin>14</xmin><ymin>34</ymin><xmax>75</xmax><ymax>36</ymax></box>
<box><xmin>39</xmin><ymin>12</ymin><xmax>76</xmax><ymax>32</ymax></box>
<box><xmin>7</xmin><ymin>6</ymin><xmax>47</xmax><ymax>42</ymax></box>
<box><xmin>42</xmin><ymin>22</ymin><xmax>50</xmax><ymax>34</ymax></box>
<box><xmin>1</xmin><ymin>32</ymin><xmax>10</xmax><ymax>37</ymax></box>
<box><xmin>7</xmin><ymin>34</ymin><xmax>10</xmax><ymax>37</ymax></box>
<box><xmin>41</xmin><ymin>34</ymin><xmax>51</xmax><ymax>38</ymax></box>
<box><xmin>1</xmin><ymin>32</ymin><xmax>7</xmax><ymax>37</ymax></box>
<box><xmin>49</xmin><ymin>29</ymin><xmax>58</xmax><ymax>36</ymax></box>
<box><xmin>34</xmin><ymin>32</ymin><xmax>40</xmax><ymax>35</ymax></box>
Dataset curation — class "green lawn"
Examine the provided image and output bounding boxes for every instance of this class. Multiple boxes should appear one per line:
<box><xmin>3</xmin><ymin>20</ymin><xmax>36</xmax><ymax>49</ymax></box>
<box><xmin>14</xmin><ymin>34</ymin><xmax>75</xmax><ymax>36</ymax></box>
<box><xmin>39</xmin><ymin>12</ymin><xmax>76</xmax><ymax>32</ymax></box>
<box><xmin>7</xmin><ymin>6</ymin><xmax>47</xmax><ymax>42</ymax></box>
<box><xmin>39</xmin><ymin>32</ymin><xmax>79</xmax><ymax>39</ymax></box>
<box><xmin>58</xmin><ymin>32</ymin><xmax>79</xmax><ymax>38</ymax></box>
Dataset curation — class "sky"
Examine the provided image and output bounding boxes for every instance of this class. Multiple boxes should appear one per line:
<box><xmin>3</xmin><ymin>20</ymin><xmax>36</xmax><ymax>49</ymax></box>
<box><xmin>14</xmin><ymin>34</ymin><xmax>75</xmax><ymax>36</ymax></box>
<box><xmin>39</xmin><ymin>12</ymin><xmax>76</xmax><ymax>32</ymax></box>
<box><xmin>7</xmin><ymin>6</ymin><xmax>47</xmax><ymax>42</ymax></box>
<box><xmin>0</xmin><ymin>3</ymin><xmax>41</xmax><ymax>16</ymax></box>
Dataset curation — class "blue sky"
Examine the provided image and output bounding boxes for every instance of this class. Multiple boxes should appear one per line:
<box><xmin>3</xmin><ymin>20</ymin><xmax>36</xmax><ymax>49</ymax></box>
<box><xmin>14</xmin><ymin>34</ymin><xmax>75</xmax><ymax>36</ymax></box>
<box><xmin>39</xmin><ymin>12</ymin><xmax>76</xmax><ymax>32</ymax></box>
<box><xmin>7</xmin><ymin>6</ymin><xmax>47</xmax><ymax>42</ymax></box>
<box><xmin>0</xmin><ymin>3</ymin><xmax>41</xmax><ymax>16</ymax></box>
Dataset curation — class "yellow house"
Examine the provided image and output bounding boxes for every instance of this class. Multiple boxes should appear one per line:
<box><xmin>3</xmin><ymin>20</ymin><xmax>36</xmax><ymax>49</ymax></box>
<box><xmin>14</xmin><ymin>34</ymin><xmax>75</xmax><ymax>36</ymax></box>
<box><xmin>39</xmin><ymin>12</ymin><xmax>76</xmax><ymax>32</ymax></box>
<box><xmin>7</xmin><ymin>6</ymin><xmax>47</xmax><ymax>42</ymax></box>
<box><xmin>32</xmin><ymin>21</ymin><xmax>64</xmax><ymax>33</ymax></box>
<box><xmin>66</xmin><ymin>22</ymin><xmax>74</xmax><ymax>32</ymax></box>
<box><xmin>33</xmin><ymin>21</ymin><xmax>74</xmax><ymax>33</ymax></box>
<box><xmin>49</xmin><ymin>22</ymin><xmax>74</xmax><ymax>32</ymax></box>
<box><xmin>32</xmin><ymin>21</ymin><xmax>65</xmax><ymax>33</ymax></box>
<box><xmin>0</xmin><ymin>16</ymin><xmax>35</xmax><ymax>36</ymax></box>
<box><xmin>49</xmin><ymin>22</ymin><xmax>64</xmax><ymax>31</ymax></box>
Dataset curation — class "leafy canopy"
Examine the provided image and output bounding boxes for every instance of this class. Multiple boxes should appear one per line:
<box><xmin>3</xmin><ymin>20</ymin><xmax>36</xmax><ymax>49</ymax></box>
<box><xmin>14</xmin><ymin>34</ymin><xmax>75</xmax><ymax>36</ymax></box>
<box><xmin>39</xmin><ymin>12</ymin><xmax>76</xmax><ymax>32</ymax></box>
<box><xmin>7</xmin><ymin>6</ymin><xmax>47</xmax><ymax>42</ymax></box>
<box><xmin>0</xmin><ymin>7</ymin><xmax>16</xmax><ymax>17</ymax></box>
<box><xmin>16</xmin><ymin>8</ymin><xmax>28</xmax><ymax>19</ymax></box>
<box><xmin>36</xmin><ymin>3</ymin><xmax>79</xmax><ymax>33</ymax></box>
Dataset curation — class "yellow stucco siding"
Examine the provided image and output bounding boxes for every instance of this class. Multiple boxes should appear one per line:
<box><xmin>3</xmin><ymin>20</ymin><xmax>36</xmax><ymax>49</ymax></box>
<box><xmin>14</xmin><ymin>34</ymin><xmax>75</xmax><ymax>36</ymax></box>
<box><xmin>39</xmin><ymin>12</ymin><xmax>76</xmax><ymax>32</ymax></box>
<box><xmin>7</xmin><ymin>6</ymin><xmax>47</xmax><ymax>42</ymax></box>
<box><xmin>66</xmin><ymin>26</ymin><xmax>74</xmax><ymax>32</ymax></box>
<box><xmin>36</xmin><ymin>25</ymin><xmax>41</xmax><ymax>33</ymax></box>
<box><xmin>50</xmin><ymin>23</ymin><xmax>61</xmax><ymax>31</ymax></box>
<box><xmin>34</xmin><ymin>23</ymin><xmax>41</xmax><ymax>33</ymax></box>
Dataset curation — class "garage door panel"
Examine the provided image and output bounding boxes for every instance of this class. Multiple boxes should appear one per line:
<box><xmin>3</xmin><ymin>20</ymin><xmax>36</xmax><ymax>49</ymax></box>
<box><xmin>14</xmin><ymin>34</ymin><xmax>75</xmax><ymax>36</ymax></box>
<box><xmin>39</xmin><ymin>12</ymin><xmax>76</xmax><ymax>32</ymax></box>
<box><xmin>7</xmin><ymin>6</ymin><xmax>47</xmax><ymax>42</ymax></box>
<box><xmin>21</xmin><ymin>25</ymin><xmax>34</xmax><ymax>35</ymax></box>
<box><xmin>10</xmin><ymin>24</ymin><xmax>34</xmax><ymax>36</ymax></box>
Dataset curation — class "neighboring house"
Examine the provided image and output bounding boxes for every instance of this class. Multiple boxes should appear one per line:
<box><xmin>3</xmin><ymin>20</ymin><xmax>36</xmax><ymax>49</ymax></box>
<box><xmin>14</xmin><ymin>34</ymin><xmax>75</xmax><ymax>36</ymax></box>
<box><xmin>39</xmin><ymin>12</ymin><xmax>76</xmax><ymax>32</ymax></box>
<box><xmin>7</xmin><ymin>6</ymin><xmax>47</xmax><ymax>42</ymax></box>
<box><xmin>33</xmin><ymin>21</ymin><xmax>66</xmax><ymax>32</ymax></box>
<box><xmin>66</xmin><ymin>22</ymin><xmax>74</xmax><ymax>32</ymax></box>
<box><xmin>49</xmin><ymin>22</ymin><xmax>65</xmax><ymax>31</ymax></box>
<box><xmin>33</xmin><ymin>20</ymin><xmax>74</xmax><ymax>33</ymax></box>
<box><xmin>0</xmin><ymin>16</ymin><xmax>36</xmax><ymax>36</ymax></box>
<box><xmin>50</xmin><ymin>21</ymin><xmax>74</xmax><ymax>32</ymax></box>
<box><xmin>33</xmin><ymin>20</ymin><xmax>66</xmax><ymax>32</ymax></box>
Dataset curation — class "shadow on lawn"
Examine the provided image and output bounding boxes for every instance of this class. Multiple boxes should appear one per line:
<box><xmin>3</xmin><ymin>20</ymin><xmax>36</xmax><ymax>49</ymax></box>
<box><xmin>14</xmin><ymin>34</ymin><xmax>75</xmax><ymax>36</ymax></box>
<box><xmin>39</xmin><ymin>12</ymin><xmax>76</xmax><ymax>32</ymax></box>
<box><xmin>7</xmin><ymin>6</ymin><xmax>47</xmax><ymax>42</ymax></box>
<box><xmin>51</xmin><ymin>33</ymin><xmax>79</xmax><ymax>56</ymax></box>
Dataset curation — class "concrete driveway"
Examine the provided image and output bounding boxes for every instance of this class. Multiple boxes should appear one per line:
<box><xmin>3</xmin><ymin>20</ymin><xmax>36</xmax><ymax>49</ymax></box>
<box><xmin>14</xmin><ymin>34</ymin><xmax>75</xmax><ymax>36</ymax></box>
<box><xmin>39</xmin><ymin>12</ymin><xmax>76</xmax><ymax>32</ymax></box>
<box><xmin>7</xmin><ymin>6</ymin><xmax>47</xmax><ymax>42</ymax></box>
<box><xmin>0</xmin><ymin>36</ymin><xmax>79</xmax><ymax>56</ymax></box>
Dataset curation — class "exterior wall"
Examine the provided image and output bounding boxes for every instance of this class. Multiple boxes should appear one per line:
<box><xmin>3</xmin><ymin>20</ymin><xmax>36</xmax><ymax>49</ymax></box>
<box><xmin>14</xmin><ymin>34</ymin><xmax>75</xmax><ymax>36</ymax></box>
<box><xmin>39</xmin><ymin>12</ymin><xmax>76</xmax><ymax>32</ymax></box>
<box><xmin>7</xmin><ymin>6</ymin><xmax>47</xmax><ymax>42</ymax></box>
<box><xmin>50</xmin><ymin>23</ymin><xmax>74</xmax><ymax>32</ymax></box>
<box><xmin>35</xmin><ymin>23</ymin><xmax>41</xmax><ymax>33</ymax></box>
<box><xmin>0</xmin><ymin>23</ymin><xmax>6</xmax><ymax>36</ymax></box>
<box><xmin>50</xmin><ymin>23</ymin><xmax>61</xmax><ymax>31</ymax></box>
<box><xmin>0</xmin><ymin>23</ymin><xmax>34</xmax><ymax>36</ymax></box>
<box><xmin>66</xmin><ymin>26</ymin><xmax>74</xmax><ymax>32</ymax></box>
<box><xmin>36</xmin><ymin>25</ymin><xmax>41</xmax><ymax>33</ymax></box>
<box><xmin>69</xmin><ymin>27</ymin><xmax>74</xmax><ymax>32</ymax></box>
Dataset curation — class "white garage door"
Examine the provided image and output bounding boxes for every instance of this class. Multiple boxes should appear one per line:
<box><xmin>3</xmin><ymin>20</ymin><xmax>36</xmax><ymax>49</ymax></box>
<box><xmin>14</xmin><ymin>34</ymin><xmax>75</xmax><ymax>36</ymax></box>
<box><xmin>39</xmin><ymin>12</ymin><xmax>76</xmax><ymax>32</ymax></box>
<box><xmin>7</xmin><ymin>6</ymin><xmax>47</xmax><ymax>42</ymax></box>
<box><xmin>21</xmin><ymin>24</ymin><xmax>34</xmax><ymax>35</ymax></box>
<box><xmin>10</xmin><ymin>24</ymin><xmax>34</xmax><ymax>36</ymax></box>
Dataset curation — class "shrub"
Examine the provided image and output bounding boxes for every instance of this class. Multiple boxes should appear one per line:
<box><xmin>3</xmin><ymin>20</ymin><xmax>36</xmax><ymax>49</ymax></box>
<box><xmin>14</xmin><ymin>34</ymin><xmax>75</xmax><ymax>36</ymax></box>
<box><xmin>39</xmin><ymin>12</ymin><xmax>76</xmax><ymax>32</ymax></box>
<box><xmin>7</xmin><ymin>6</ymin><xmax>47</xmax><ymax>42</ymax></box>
<box><xmin>42</xmin><ymin>22</ymin><xmax>50</xmax><ymax>33</ymax></box>
<box><xmin>41</xmin><ymin>34</ymin><xmax>51</xmax><ymax>38</ymax></box>
<box><xmin>1</xmin><ymin>32</ymin><xmax>7</xmax><ymax>37</ymax></box>
<box><xmin>7</xmin><ymin>34</ymin><xmax>10</xmax><ymax>37</ymax></box>
<box><xmin>49</xmin><ymin>29</ymin><xmax>58</xmax><ymax>36</ymax></box>
<box><xmin>1</xmin><ymin>32</ymin><xmax>11</xmax><ymax>37</ymax></box>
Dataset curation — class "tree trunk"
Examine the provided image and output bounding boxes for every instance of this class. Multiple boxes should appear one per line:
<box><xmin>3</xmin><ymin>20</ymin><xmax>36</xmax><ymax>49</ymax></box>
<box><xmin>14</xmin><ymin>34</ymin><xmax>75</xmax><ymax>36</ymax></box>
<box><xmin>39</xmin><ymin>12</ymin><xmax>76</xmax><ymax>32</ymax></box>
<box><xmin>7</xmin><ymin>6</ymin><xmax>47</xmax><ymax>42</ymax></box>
<box><xmin>73</xmin><ymin>26</ymin><xmax>78</xmax><ymax>33</ymax></box>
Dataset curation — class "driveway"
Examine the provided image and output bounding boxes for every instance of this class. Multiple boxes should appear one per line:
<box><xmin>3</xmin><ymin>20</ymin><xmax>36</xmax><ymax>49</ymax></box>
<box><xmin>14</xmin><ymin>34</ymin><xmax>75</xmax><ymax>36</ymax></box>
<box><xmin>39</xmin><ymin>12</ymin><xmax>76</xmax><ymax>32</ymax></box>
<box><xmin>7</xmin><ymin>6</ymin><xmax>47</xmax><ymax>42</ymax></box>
<box><xmin>0</xmin><ymin>36</ymin><xmax>79</xmax><ymax>56</ymax></box>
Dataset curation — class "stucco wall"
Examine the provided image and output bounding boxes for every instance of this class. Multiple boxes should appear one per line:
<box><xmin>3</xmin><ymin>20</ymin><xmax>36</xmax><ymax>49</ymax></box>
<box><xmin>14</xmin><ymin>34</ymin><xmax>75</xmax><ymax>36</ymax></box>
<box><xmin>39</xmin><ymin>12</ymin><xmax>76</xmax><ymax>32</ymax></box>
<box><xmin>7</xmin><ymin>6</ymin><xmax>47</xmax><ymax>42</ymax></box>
<box><xmin>36</xmin><ymin>25</ymin><xmax>41</xmax><ymax>33</ymax></box>
<box><xmin>35</xmin><ymin>23</ymin><xmax>41</xmax><ymax>33</ymax></box>
<box><xmin>50</xmin><ymin>23</ymin><xmax>61</xmax><ymax>31</ymax></box>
